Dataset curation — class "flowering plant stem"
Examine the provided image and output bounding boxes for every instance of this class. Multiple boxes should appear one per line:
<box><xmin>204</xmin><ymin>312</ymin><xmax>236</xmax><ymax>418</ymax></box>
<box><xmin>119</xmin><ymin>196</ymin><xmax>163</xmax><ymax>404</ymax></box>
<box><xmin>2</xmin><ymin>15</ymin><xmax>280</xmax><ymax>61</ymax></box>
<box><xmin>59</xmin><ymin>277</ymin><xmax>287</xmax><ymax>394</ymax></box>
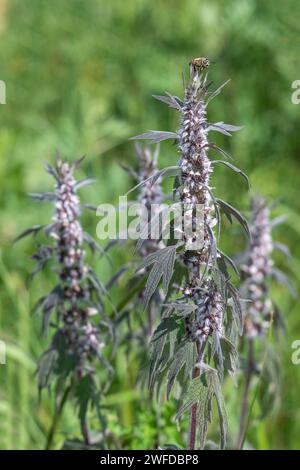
<box><xmin>235</xmin><ymin>196</ymin><xmax>292</xmax><ymax>449</ymax></box>
<box><xmin>131</xmin><ymin>58</ymin><xmax>249</xmax><ymax>450</ymax></box>
<box><xmin>188</xmin><ymin>342</ymin><xmax>202</xmax><ymax>450</ymax></box>
<box><xmin>17</xmin><ymin>157</ymin><xmax>114</xmax><ymax>449</ymax></box>
<box><xmin>45</xmin><ymin>382</ymin><xmax>72</xmax><ymax>450</ymax></box>
<box><xmin>235</xmin><ymin>338</ymin><xmax>254</xmax><ymax>450</ymax></box>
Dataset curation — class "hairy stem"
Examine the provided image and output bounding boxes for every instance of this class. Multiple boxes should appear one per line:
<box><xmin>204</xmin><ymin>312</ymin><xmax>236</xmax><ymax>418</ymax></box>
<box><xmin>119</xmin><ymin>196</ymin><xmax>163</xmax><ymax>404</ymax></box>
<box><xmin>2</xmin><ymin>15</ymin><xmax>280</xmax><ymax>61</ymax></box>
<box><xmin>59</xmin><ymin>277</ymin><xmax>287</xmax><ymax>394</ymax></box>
<box><xmin>188</xmin><ymin>342</ymin><xmax>203</xmax><ymax>450</ymax></box>
<box><xmin>188</xmin><ymin>370</ymin><xmax>200</xmax><ymax>449</ymax></box>
<box><xmin>45</xmin><ymin>384</ymin><xmax>72</xmax><ymax>450</ymax></box>
<box><xmin>236</xmin><ymin>339</ymin><xmax>254</xmax><ymax>450</ymax></box>
<box><xmin>81</xmin><ymin>420</ymin><xmax>91</xmax><ymax>446</ymax></box>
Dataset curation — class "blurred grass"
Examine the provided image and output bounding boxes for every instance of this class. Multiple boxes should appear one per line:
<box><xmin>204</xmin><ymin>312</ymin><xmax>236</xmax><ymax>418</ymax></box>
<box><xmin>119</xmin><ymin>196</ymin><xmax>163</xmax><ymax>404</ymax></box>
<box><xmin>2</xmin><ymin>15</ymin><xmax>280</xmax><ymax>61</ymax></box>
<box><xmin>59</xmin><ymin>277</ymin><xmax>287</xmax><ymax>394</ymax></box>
<box><xmin>0</xmin><ymin>0</ymin><xmax>299</xmax><ymax>449</ymax></box>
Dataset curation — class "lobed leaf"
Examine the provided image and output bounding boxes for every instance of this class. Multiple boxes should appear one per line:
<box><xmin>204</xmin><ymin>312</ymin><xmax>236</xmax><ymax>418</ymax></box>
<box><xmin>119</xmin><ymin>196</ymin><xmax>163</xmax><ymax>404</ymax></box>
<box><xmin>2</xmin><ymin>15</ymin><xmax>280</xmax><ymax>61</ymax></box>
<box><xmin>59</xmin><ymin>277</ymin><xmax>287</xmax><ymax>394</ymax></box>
<box><xmin>28</xmin><ymin>192</ymin><xmax>56</xmax><ymax>201</ymax></box>
<box><xmin>205</xmin><ymin>79</ymin><xmax>231</xmax><ymax>106</ymax></box>
<box><xmin>152</xmin><ymin>92</ymin><xmax>183</xmax><ymax>110</ymax></box>
<box><xmin>75</xmin><ymin>178</ymin><xmax>95</xmax><ymax>190</ymax></box>
<box><xmin>14</xmin><ymin>225</ymin><xmax>46</xmax><ymax>243</ymax></box>
<box><xmin>140</xmin><ymin>245</ymin><xmax>177</xmax><ymax>309</ymax></box>
<box><xmin>212</xmin><ymin>160</ymin><xmax>250</xmax><ymax>188</ymax></box>
<box><xmin>208</xmin><ymin>122</ymin><xmax>243</xmax><ymax>136</ymax></box>
<box><xmin>227</xmin><ymin>282</ymin><xmax>244</xmax><ymax>335</ymax></box>
<box><xmin>217</xmin><ymin>198</ymin><xmax>250</xmax><ymax>238</ymax></box>
<box><xmin>129</xmin><ymin>130</ymin><xmax>179</xmax><ymax>143</ymax></box>
<box><xmin>126</xmin><ymin>165</ymin><xmax>179</xmax><ymax>196</ymax></box>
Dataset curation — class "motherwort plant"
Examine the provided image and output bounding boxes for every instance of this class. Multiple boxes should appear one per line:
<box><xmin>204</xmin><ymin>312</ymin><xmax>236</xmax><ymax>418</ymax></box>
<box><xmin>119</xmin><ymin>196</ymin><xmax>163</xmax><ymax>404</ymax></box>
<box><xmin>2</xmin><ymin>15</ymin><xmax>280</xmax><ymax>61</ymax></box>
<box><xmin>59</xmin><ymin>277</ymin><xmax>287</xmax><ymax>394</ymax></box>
<box><xmin>17</xmin><ymin>158</ymin><xmax>113</xmax><ymax>449</ymax></box>
<box><xmin>130</xmin><ymin>59</ymin><xmax>249</xmax><ymax>449</ymax></box>
<box><xmin>236</xmin><ymin>196</ymin><xmax>293</xmax><ymax>449</ymax></box>
<box><xmin>136</xmin><ymin>144</ymin><xmax>163</xmax><ymax>258</ymax></box>
<box><xmin>134</xmin><ymin>144</ymin><xmax>164</xmax><ymax>337</ymax></box>
<box><xmin>109</xmin><ymin>144</ymin><xmax>164</xmax><ymax>354</ymax></box>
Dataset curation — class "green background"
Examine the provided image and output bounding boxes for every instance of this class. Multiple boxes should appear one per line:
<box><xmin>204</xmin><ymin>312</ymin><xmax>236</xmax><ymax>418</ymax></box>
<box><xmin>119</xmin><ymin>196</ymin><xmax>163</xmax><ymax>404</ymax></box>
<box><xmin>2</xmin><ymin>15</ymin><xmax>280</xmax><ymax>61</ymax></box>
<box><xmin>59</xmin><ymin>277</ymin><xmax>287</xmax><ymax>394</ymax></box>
<box><xmin>0</xmin><ymin>0</ymin><xmax>299</xmax><ymax>449</ymax></box>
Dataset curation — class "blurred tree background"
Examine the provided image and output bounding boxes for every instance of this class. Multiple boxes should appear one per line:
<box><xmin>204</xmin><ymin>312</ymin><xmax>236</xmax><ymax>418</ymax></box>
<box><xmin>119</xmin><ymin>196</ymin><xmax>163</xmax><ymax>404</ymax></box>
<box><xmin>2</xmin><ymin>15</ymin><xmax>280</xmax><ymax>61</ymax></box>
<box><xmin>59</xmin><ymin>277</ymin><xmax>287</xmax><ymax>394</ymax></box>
<box><xmin>0</xmin><ymin>0</ymin><xmax>299</xmax><ymax>449</ymax></box>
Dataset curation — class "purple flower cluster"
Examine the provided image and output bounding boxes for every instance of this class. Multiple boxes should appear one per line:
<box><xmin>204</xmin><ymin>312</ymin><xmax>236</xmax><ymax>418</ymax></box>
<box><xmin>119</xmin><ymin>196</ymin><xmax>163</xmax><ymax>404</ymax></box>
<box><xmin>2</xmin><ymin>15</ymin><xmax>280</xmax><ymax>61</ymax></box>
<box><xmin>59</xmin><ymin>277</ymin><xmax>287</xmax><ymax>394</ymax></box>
<box><xmin>136</xmin><ymin>144</ymin><xmax>163</xmax><ymax>258</ymax></box>
<box><xmin>241</xmin><ymin>197</ymin><xmax>273</xmax><ymax>338</ymax></box>
<box><xmin>50</xmin><ymin>160</ymin><xmax>103</xmax><ymax>376</ymax></box>
<box><xmin>178</xmin><ymin>65</ymin><xmax>221</xmax><ymax>348</ymax></box>
<box><xmin>185</xmin><ymin>287</ymin><xmax>224</xmax><ymax>342</ymax></box>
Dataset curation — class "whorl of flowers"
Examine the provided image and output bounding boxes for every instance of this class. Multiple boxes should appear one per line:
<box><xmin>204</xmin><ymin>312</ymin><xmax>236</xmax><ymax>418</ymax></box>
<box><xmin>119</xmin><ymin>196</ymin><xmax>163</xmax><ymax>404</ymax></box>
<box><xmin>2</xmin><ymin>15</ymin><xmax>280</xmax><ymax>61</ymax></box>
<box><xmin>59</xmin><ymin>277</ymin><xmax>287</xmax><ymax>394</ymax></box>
<box><xmin>50</xmin><ymin>159</ymin><xmax>102</xmax><ymax>376</ymax></box>
<box><xmin>133</xmin><ymin>144</ymin><xmax>165</xmax><ymax>337</ymax></box>
<box><xmin>184</xmin><ymin>286</ymin><xmax>224</xmax><ymax>343</ymax></box>
<box><xmin>136</xmin><ymin>143</ymin><xmax>163</xmax><ymax>258</ymax></box>
<box><xmin>241</xmin><ymin>197</ymin><xmax>273</xmax><ymax>338</ymax></box>
<box><xmin>137</xmin><ymin>144</ymin><xmax>161</xmax><ymax>209</ymax></box>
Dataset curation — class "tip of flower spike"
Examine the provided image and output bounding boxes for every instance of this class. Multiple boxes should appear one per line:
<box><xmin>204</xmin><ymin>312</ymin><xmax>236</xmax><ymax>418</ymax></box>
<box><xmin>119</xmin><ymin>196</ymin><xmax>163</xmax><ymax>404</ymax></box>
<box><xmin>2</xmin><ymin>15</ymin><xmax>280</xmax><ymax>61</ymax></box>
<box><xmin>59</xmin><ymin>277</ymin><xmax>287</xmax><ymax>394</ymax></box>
<box><xmin>189</xmin><ymin>57</ymin><xmax>211</xmax><ymax>82</ymax></box>
<box><xmin>189</xmin><ymin>57</ymin><xmax>211</xmax><ymax>71</ymax></box>
<box><xmin>72</xmin><ymin>155</ymin><xmax>86</xmax><ymax>170</ymax></box>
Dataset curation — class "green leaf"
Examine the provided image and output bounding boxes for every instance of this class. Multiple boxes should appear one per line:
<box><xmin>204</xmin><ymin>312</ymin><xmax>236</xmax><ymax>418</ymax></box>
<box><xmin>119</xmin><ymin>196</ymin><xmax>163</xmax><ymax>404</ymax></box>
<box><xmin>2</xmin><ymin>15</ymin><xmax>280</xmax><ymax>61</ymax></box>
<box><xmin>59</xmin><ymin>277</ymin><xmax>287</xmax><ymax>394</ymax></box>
<box><xmin>14</xmin><ymin>225</ymin><xmax>45</xmax><ymax>243</ymax></box>
<box><xmin>162</xmin><ymin>302</ymin><xmax>198</xmax><ymax>317</ymax></box>
<box><xmin>212</xmin><ymin>160</ymin><xmax>249</xmax><ymax>188</ymax></box>
<box><xmin>271</xmin><ymin>268</ymin><xmax>296</xmax><ymax>297</ymax></box>
<box><xmin>129</xmin><ymin>130</ymin><xmax>179</xmax><ymax>143</ymax></box>
<box><xmin>210</xmin><ymin>372</ymin><xmax>228</xmax><ymax>450</ymax></box>
<box><xmin>141</xmin><ymin>246</ymin><xmax>177</xmax><ymax>309</ymax></box>
<box><xmin>273</xmin><ymin>241</ymin><xmax>291</xmax><ymax>258</ymax></box>
<box><xmin>75</xmin><ymin>178</ymin><xmax>95</xmax><ymax>190</ymax></box>
<box><xmin>166</xmin><ymin>342</ymin><xmax>195</xmax><ymax>397</ymax></box>
<box><xmin>208</xmin><ymin>122</ymin><xmax>243</xmax><ymax>136</ymax></box>
<box><xmin>28</xmin><ymin>192</ymin><xmax>56</xmax><ymax>201</ymax></box>
<box><xmin>217</xmin><ymin>198</ymin><xmax>250</xmax><ymax>238</ymax></box>
<box><xmin>126</xmin><ymin>165</ymin><xmax>179</xmax><ymax>196</ymax></box>
<box><xmin>227</xmin><ymin>282</ymin><xmax>244</xmax><ymax>335</ymax></box>
<box><xmin>206</xmin><ymin>80</ymin><xmax>231</xmax><ymax>106</ymax></box>
<box><xmin>152</xmin><ymin>92</ymin><xmax>183</xmax><ymax>110</ymax></box>
<box><xmin>270</xmin><ymin>214</ymin><xmax>288</xmax><ymax>228</ymax></box>
<box><xmin>159</xmin><ymin>444</ymin><xmax>182</xmax><ymax>450</ymax></box>
<box><xmin>40</xmin><ymin>285</ymin><xmax>62</xmax><ymax>335</ymax></box>
<box><xmin>37</xmin><ymin>347</ymin><xmax>58</xmax><ymax>390</ymax></box>
<box><xmin>175</xmin><ymin>369</ymin><xmax>228</xmax><ymax>450</ymax></box>
<box><xmin>217</xmin><ymin>249</ymin><xmax>240</xmax><ymax>278</ymax></box>
<box><xmin>148</xmin><ymin>316</ymin><xmax>179</xmax><ymax>391</ymax></box>
<box><xmin>220</xmin><ymin>336</ymin><xmax>239</xmax><ymax>375</ymax></box>
<box><xmin>74</xmin><ymin>375</ymin><xmax>99</xmax><ymax>427</ymax></box>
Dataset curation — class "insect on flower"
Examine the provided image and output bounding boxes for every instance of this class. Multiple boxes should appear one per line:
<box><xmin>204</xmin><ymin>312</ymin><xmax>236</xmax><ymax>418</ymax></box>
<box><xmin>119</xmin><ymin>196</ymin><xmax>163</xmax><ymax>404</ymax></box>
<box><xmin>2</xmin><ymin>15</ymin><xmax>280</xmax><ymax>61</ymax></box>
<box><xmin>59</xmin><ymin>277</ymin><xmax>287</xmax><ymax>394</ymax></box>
<box><xmin>189</xmin><ymin>57</ymin><xmax>211</xmax><ymax>73</ymax></box>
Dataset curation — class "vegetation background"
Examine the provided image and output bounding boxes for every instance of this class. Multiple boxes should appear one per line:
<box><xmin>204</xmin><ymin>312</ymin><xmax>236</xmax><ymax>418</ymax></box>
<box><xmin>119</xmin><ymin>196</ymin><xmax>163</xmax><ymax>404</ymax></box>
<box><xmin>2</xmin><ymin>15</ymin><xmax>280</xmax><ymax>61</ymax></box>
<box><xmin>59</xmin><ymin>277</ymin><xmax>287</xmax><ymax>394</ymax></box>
<box><xmin>0</xmin><ymin>0</ymin><xmax>299</xmax><ymax>450</ymax></box>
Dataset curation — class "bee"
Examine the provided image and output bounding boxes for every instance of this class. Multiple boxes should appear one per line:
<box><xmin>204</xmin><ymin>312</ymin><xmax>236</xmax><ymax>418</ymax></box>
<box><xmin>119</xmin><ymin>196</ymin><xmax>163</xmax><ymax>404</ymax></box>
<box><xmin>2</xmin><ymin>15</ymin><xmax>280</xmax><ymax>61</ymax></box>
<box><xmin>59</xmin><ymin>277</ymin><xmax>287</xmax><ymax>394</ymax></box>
<box><xmin>189</xmin><ymin>57</ymin><xmax>210</xmax><ymax>72</ymax></box>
